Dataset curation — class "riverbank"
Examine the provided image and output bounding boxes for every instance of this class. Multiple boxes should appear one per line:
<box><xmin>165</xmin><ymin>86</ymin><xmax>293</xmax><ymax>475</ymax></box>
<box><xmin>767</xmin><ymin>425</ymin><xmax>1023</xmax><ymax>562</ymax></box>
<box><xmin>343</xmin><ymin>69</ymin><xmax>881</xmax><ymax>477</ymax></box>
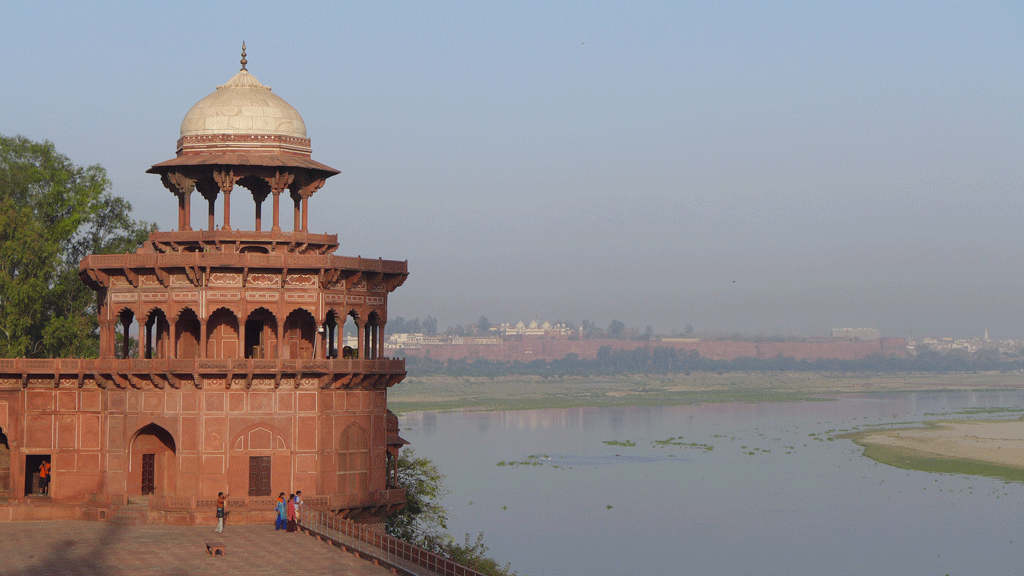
<box><xmin>388</xmin><ymin>371</ymin><xmax>1024</xmax><ymax>413</ymax></box>
<box><xmin>840</xmin><ymin>419</ymin><xmax>1024</xmax><ymax>482</ymax></box>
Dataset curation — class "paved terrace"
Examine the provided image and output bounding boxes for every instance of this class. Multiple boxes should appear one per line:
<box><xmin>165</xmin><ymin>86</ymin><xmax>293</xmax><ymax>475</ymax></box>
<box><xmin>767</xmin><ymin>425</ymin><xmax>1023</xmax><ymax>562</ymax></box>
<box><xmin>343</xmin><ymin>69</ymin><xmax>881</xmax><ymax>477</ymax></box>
<box><xmin>0</xmin><ymin>520</ymin><xmax>395</xmax><ymax>576</ymax></box>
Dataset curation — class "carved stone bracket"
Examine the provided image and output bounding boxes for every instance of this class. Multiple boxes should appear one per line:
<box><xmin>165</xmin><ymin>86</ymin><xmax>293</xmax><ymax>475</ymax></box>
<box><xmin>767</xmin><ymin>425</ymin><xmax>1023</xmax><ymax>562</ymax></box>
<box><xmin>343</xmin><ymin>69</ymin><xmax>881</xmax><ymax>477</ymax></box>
<box><xmin>213</xmin><ymin>169</ymin><xmax>237</xmax><ymax>193</ymax></box>
<box><xmin>160</xmin><ymin>172</ymin><xmax>196</xmax><ymax>196</ymax></box>
<box><xmin>267</xmin><ymin>171</ymin><xmax>295</xmax><ymax>195</ymax></box>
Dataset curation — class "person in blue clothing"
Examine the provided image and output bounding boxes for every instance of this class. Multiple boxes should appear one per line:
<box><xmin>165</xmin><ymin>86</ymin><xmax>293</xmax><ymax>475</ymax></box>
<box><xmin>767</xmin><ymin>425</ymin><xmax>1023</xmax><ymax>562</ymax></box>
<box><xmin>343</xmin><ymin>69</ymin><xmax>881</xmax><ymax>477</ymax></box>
<box><xmin>274</xmin><ymin>492</ymin><xmax>287</xmax><ymax>530</ymax></box>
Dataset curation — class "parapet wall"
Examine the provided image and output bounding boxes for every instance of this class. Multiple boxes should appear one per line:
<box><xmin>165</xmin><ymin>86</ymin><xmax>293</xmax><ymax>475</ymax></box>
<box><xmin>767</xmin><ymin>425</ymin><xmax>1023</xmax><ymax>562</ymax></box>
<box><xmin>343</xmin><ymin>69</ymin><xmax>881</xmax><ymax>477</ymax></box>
<box><xmin>398</xmin><ymin>337</ymin><xmax>907</xmax><ymax>363</ymax></box>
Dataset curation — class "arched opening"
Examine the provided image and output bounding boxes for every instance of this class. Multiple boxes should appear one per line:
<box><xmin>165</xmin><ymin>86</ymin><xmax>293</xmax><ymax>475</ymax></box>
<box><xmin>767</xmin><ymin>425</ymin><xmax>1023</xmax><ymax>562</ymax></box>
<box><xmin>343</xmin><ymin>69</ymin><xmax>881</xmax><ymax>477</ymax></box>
<box><xmin>342</xmin><ymin>311</ymin><xmax>359</xmax><ymax>359</ymax></box>
<box><xmin>130</xmin><ymin>424</ymin><xmax>176</xmax><ymax>497</ymax></box>
<box><xmin>245</xmin><ymin>308</ymin><xmax>279</xmax><ymax>359</ymax></box>
<box><xmin>324</xmin><ymin>310</ymin><xmax>340</xmax><ymax>358</ymax></box>
<box><xmin>144</xmin><ymin>308</ymin><xmax>170</xmax><ymax>359</ymax></box>
<box><xmin>115</xmin><ymin>309</ymin><xmax>138</xmax><ymax>359</ymax></box>
<box><xmin>366</xmin><ymin>311</ymin><xmax>382</xmax><ymax>360</ymax></box>
<box><xmin>207</xmin><ymin>308</ymin><xmax>240</xmax><ymax>359</ymax></box>
<box><xmin>0</xmin><ymin>427</ymin><xmax>9</xmax><ymax>497</ymax></box>
<box><xmin>283</xmin><ymin>309</ymin><xmax>316</xmax><ymax>359</ymax></box>
<box><xmin>338</xmin><ymin>424</ymin><xmax>369</xmax><ymax>495</ymax></box>
<box><xmin>239</xmin><ymin>245</ymin><xmax>269</xmax><ymax>254</ymax></box>
<box><xmin>175</xmin><ymin>309</ymin><xmax>201</xmax><ymax>359</ymax></box>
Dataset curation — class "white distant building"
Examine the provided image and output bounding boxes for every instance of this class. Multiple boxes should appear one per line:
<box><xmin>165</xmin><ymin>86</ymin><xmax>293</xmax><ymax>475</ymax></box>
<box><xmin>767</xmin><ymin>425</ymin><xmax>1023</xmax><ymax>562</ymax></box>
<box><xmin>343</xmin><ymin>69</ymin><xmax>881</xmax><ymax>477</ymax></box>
<box><xmin>831</xmin><ymin>328</ymin><xmax>881</xmax><ymax>340</ymax></box>
<box><xmin>500</xmin><ymin>320</ymin><xmax>572</xmax><ymax>337</ymax></box>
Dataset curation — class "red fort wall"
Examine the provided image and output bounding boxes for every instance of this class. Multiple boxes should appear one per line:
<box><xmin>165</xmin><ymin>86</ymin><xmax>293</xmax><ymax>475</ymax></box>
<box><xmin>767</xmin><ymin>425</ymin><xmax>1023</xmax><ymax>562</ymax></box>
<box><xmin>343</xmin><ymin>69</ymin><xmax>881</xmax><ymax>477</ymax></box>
<box><xmin>399</xmin><ymin>337</ymin><xmax>907</xmax><ymax>363</ymax></box>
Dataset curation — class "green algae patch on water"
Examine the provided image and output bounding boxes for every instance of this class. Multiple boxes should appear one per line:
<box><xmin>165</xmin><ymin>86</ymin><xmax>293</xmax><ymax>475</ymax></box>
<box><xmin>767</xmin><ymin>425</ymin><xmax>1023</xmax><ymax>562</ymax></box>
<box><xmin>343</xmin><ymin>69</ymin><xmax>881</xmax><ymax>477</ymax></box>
<box><xmin>839</xmin><ymin>420</ymin><xmax>1024</xmax><ymax>483</ymax></box>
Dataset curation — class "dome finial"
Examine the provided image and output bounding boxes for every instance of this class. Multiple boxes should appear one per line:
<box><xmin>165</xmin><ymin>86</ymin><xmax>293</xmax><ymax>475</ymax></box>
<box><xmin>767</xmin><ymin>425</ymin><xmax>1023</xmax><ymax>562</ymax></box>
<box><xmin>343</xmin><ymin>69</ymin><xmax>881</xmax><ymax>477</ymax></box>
<box><xmin>240</xmin><ymin>41</ymin><xmax>247</xmax><ymax>71</ymax></box>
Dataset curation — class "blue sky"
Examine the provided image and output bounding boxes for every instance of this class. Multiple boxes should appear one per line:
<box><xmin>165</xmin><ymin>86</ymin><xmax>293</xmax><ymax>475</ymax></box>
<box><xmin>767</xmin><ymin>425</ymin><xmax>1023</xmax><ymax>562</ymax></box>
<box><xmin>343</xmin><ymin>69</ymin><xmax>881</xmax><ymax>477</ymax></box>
<box><xmin>2</xmin><ymin>1</ymin><xmax>1021</xmax><ymax>338</ymax></box>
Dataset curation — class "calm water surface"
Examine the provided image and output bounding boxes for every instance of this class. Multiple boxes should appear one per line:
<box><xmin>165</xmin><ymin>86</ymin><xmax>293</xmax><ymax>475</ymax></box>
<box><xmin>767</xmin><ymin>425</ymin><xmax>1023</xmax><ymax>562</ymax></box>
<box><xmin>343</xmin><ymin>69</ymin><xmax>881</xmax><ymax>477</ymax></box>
<box><xmin>400</xmin><ymin>391</ymin><xmax>1024</xmax><ymax>576</ymax></box>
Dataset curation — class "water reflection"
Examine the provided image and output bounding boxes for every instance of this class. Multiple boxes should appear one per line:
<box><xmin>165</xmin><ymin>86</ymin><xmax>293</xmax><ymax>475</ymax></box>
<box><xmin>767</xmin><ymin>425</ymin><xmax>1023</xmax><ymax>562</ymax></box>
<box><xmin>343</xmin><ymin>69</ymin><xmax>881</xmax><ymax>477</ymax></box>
<box><xmin>401</xmin><ymin>390</ymin><xmax>1024</xmax><ymax>576</ymax></box>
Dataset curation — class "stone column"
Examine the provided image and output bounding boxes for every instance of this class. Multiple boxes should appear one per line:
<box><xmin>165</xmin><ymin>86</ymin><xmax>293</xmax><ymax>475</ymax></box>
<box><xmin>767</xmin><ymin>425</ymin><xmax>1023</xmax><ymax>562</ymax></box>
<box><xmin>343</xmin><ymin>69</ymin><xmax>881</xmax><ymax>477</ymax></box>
<box><xmin>362</xmin><ymin>322</ymin><xmax>371</xmax><ymax>360</ymax></box>
<box><xmin>276</xmin><ymin>319</ymin><xmax>285</xmax><ymax>360</ymax></box>
<box><xmin>271</xmin><ymin>190</ymin><xmax>281</xmax><ymax>232</ymax></box>
<box><xmin>240</xmin><ymin>317</ymin><xmax>248</xmax><ymax>359</ymax></box>
<box><xmin>290</xmin><ymin>176</ymin><xmax>324</xmax><ymax>234</ymax></box>
<box><xmin>199</xmin><ymin>318</ymin><xmax>208</xmax><ymax>359</ymax></box>
<box><xmin>98</xmin><ymin>319</ymin><xmax>113</xmax><ymax>358</ymax></box>
<box><xmin>137</xmin><ymin>315</ymin><xmax>147</xmax><ymax>359</ymax></box>
<box><xmin>161</xmin><ymin>172</ymin><xmax>196</xmax><ymax>232</ymax></box>
<box><xmin>214</xmin><ymin>170</ymin><xmax>236</xmax><ymax>231</ymax></box>
<box><xmin>168</xmin><ymin>316</ymin><xmax>178</xmax><ymax>360</ymax></box>
<box><xmin>356</xmin><ymin>320</ymin><xmax>365</xmax><ymax>359</ymax></box>
<box><xmin>267</xmin><ymin>172</ymin><xmax>294</xmax><ymax>233</ymax></box>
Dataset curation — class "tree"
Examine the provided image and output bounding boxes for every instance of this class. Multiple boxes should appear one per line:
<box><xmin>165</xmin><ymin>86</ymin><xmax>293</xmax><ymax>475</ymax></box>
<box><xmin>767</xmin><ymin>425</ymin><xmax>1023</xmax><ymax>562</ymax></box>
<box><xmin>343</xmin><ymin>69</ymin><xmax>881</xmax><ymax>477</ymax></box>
<box><xmin>684</xmin><ymin>324</ymin><xmax>694</xmax><ymax>334</ymax></box>
<box><xmin>608</xmin><ymin>319</ymin><xmax>626</xmax><ymax>339</ymax></box>
<box><xmin>477</xmin><ymin>315</ymin><xmax>491</xmax><ymax>334</ymax></box>
<box><xmin>385</xmin><ymin>448</ymin><xmax>452</xmax><ymax>552</ymax></box>
<box><xmin>386</xmin><ymin>448</ymin><xmax>516</xmax><ymax>575</ymax></box>
<box><xmin>423</xmin><ymin>315</ymin><xmax>438</xmax><ymax>336</ymax></box>
<box><xmin>0</xmin><ymin>135</ymin><xmax>155</xmax><ymax>358</ymax></box>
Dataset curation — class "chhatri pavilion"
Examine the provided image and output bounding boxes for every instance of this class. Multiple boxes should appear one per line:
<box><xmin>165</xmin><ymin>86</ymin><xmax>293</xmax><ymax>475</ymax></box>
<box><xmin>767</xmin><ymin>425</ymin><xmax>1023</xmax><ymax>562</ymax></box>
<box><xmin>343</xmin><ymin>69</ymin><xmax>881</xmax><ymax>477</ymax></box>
<box><xmin>0</xmin><ymin>46</ymin><xmax>410</xmax><ymax>525</ymax></box>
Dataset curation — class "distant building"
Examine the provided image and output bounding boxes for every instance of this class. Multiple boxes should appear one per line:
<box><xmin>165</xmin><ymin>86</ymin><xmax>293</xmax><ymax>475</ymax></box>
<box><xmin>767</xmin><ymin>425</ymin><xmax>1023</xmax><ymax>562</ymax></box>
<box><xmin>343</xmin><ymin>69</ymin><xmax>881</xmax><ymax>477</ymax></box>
<box><xmin>831</xmin><ymin>328</ymin><xmax>881</xmax><ymax>340</ymax></box>
<box><xmin>500</xmin><ymin>320</ymin><xmax>572</xmax><ymax>338</ymax></box>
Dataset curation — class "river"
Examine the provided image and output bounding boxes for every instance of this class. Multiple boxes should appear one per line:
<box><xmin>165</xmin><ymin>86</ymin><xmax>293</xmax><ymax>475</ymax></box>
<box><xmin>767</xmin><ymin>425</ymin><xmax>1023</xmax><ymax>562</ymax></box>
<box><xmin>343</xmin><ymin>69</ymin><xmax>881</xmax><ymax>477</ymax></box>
<box><xmin>399</xmin><ymin>390</ymin><xmax>1024</xmax><ymax>576</ymax></box>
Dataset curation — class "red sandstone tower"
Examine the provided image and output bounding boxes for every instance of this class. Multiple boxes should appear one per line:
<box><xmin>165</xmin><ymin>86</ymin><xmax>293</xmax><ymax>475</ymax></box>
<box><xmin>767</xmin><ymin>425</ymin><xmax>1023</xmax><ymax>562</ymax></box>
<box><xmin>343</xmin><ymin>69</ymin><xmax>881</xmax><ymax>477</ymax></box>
<box><xmin>0</xmin><ymin>47</ymin><xmax>409</xmax><ymax>525</ymax></box>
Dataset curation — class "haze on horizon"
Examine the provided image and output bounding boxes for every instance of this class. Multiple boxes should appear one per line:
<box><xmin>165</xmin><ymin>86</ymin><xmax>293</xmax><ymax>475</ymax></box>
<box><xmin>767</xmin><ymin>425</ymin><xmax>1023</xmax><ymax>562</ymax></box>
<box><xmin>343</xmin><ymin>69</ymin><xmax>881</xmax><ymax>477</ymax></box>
<box><xmin>2</xmin><ymin>2</ymin><xmax>1020</xmax><ymax>339</ymax></box>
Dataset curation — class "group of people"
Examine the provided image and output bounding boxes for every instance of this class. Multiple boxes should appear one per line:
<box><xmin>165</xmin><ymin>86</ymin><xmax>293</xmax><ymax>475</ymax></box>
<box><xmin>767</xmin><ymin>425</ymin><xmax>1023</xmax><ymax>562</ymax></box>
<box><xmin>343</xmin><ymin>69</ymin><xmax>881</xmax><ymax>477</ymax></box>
<box><xmin>275</xmin><ymin>491</ymin><xmax>303</xmax><ymax>532</ymax></box>
<box><xmin>212</xmin><ymin>490</ymin><xmax>304</xmax><ymax>534</ymax></box>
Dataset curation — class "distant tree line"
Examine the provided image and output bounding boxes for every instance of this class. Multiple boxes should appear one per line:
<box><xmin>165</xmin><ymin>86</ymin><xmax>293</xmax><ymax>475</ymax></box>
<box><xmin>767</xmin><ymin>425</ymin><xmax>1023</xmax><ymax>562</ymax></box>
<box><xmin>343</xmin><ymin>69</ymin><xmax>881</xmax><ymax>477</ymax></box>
<box><xmin>403</xmin><ymin>346</ymin><xmax>1024</xmax><ymax>378</ymax></box>
<box><xmin>386</xmin><ymin>316</ymin><xmax>438</xmax><ymax>336</ymax></box>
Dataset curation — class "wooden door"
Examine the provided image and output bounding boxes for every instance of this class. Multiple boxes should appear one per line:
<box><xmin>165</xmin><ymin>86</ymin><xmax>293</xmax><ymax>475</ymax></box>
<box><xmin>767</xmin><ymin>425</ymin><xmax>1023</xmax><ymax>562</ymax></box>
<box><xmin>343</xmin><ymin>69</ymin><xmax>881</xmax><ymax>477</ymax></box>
<box><xmin>248</xmin><ymin>456</ymin><xmax>271</xmax><ymax>496</ymax></box>
<box><xmin>141</xmin><ymin>453</ymin><xmax>155</xmax><ymax>495</ymax></box>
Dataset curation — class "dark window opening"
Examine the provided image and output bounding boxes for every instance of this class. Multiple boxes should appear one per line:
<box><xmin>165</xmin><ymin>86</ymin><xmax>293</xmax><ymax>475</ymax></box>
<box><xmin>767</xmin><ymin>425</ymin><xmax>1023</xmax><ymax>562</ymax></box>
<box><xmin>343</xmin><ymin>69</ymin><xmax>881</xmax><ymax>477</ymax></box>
<box><xmin>24</xmin><ymin>454</ymin><xmax>50</xmax><ymax>497</ymax></box>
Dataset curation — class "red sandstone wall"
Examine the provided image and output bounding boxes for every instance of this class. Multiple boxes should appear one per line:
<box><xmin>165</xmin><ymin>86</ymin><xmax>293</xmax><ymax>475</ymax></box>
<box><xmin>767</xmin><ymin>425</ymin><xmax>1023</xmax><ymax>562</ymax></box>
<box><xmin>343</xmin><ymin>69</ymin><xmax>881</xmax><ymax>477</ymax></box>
<box><xmin>0</xmin><ymin>381</ymin><xmax>389</xmax><ymax>522</ymax></box>
<box><xmin>401</xmin><ymin>338</ymin><xmax>907</xmax><ymax>363</ymax></box>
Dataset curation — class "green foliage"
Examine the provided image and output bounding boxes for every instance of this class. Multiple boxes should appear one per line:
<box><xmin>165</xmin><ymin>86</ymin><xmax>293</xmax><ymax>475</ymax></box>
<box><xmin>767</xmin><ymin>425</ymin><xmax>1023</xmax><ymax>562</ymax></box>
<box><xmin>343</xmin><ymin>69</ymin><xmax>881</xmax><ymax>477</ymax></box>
<box><xmin>0</xmin><ymin>135</ymin><xmax>155</xmax><ymax>358</ymax></box>
<box><xmin>477</xmin><ymin>315</ymin><xmax>491</xmax><ymax>333</ymax></box>
<box><xmin>446</xmin><ymin>533</ymin><xmax>516</xmax><ymax>576</ymax></box>
<box><xmin>384</xmin><ymin>448</ymin><xmax>452</xmax><ymax>552</ymax></box>
<box><xmin>602</xmin><ymin>440</ymin><xmax>636</xmax><ymax>447</ymax></box>
<box><xmin>386</xmin><ymin>448</ymin><xmax>517</xmax><ymax>575</ymax></box>
<box><xmin>608</xmin><ymin>319</ymin><xmax>625</xmax><ymax>339</ymax></box>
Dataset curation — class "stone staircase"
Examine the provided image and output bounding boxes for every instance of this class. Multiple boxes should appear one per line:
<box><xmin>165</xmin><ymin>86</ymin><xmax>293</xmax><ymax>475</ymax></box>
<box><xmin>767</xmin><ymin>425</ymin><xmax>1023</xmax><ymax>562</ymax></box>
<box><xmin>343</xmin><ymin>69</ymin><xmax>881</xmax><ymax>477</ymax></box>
<box><xmin>110</xmin><ymin>496</ymin><xmax>150</xmax><ymax>526</ymax></box>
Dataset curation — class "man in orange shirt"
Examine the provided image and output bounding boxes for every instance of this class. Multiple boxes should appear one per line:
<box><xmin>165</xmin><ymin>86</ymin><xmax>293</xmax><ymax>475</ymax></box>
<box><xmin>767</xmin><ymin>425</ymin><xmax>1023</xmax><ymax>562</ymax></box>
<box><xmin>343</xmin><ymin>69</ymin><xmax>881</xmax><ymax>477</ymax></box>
<box><xmin>38</xmin><ymin>460</ymin><xmax>51</xmax><ymax>495</ymax></box>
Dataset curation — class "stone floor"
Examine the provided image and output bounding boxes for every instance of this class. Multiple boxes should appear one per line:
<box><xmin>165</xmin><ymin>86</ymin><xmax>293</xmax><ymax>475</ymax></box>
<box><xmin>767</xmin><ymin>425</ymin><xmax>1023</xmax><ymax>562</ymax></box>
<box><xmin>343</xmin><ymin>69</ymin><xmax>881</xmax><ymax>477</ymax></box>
<box><xmin>0</xmin><ymin>520</ymin><xmax>396</xmax><ymax>576</ymax></box>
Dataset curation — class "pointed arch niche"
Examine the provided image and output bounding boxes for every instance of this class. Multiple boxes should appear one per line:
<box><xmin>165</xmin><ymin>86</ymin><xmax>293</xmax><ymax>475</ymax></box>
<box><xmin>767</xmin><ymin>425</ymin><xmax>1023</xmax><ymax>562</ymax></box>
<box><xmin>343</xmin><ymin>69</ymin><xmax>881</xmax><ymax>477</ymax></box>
<box><xmin>230</xmin><ymin>424</ymin><xmax>289</xmax><ymax>498</ymax></box>
<box><xmin>244</xmin><ymin>308</ymin><xmax>279</xmax><ymax>360</ymax></box>
<box><xmin>129</xmin><ymin>424</ymin><xmax>177</xmax><ymax>497</ymax></box>
<box><xmin>337</xmin><ymin>423</ymin><xmax>369</xmax><ymax>496</ymax></box>
<box><xmin>283</xmin><ymin>309</ymin><xmax>316</xmax><ymax>359</ymax></box>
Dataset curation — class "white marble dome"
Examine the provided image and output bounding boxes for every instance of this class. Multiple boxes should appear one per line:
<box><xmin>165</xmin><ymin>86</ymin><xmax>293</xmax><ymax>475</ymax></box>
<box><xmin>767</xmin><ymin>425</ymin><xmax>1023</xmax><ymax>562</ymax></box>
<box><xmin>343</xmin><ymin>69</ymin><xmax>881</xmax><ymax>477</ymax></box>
<box><xmin>180</xmin><ymin>69</ymin><xmax>307</xmax><ymax>138</ymax></box>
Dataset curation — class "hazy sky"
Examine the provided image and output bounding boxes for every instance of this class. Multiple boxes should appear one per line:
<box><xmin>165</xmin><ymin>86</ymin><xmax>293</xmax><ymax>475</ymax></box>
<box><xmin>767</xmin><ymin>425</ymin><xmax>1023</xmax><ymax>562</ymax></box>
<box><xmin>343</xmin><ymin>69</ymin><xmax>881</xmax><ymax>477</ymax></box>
<box><xmin>2</xmin><ymin>2</ymin><xmax>1021</xmax><ymax>338</ymax></box>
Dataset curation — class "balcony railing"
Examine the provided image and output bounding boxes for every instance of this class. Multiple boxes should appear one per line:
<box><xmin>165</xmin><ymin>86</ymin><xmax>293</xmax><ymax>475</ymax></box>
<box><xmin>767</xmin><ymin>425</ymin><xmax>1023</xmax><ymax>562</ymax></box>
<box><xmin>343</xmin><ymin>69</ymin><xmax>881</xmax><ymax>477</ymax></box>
<box><xmin>301</xmin><ymin>505</ymin><xmax>487</xmax><ymax>576</ymax></box>
<box><xmin>0</xmin><ymin>357</ymin><xmax>405</xmax><ymax>376</ymax></box>
<box><xmin>80</xmin><ymin>251</ymin><xmax>408</xmax><ymax>275</ymax></box>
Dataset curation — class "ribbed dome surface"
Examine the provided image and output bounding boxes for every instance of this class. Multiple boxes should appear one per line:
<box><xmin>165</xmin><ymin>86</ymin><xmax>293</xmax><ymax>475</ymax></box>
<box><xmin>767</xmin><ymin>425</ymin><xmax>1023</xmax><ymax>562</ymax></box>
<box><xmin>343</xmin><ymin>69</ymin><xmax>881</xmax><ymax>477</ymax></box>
<box><xmin>179</xmin><ymin>70</ymin><xmax>307</xmax><ymax>138</ymax></box>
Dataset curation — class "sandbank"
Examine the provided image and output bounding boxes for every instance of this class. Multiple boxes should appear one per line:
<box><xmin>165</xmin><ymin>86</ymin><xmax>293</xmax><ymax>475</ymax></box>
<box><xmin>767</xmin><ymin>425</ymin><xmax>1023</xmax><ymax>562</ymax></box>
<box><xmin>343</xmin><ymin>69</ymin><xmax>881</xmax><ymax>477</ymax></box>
<box><xmin>843</xmin><ymin>419</ymin><xmax>1024</xmax><ymax>481</ymax></box>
